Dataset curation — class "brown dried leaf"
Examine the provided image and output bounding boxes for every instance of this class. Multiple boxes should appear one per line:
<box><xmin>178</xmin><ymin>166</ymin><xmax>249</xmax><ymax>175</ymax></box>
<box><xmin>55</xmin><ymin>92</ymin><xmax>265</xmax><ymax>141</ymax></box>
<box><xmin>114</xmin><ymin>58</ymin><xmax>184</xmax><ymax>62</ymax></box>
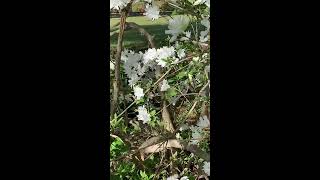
<box><xmin>142</xmin><ymin>139</ymin><xmax>182</xmax><ymax>155</ymax></box>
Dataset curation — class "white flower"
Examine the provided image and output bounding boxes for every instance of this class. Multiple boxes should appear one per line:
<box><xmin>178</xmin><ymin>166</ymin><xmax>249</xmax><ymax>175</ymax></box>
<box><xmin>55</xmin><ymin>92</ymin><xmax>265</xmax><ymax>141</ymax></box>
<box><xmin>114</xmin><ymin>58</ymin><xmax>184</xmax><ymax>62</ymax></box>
<box><xmin>197</xmin><ymin>115</ymin><xmax>210</xmax><ymax>129</ymax></box>
<box><xmin>205</xmin><ymin>0</ymin><xmax>210</xmax><ymax>8</ymax></box>
<box><xmin>194</xmin><ymin>0</ymin><xmax>210</xmax><ymax>8</ymax></box>
<box><xmin>110</xmin><ymin>62</ymin><xmax>114</xmax><ymax>70</ymax></box>
<box><xmin>202</xmin><ymin>161</ymin><xmax>210</xmax><ymax>176</ymax></box>
<box><xmin>137</xmin><ymin>65</ymin><xmax>146</xmax><ymax>76</ymax></box>
<box><xmin>122</xmin><ymin>50</ymin><xmax>143</xmax><ymax>77</ymax></box>
<box><xmin>185</xmin><ymin>31</ymin><xmax>191</xmax><ymax>38</ymax></box>
<box><xmin>165</xmin><ymin>15</ymin><xmax>190</xmax><ymax>42</ymax></box>
<box><xmin>128</xmin><ymin>74</ymin><xmax>139</xmax><ymax>87</ymax></box>
<box><xmin>193</xmin><ymin>56</ymin><xmax>200</xmax><ymax>61</ymax></box>
<box><xmin>180</xmin><ymin>176</ymin><xmax>189</xmax><ymax>180</ymax></box>
<box><xmin>157</xmin><ymin>59</ymin><xmax>167</xmax><ymax>67</ymax></box>
<box><xmin>143</xmin><ymin>48</ymin><xmax>157</xmax><ymax>64</ymax></box>
<box><xmin>177</xmin><ymin>49</ymin><xmax>186</xmax><ymax>59</ymax></box>
<box><xmin>160</xmin><ymin>79</ymin><xmax>170</xmax><ymax>91</ymax></box>
<box><xmin>175</xmin><ymin>133</ymin><xmax>181</xmax><ymax>139</ymax></box>
<box><xmin>121</xmin><ymin>49</ymin><xmax>148</xmax><ymax>86</ymax></box>
<box><xmin>157</xmin><ymin>46</ymin><xmax>175</xmax><ymax>60</ymax></box>
<box><xmin>167</xmin><ymin>174</ymin><xmax>179</xmax><ymax>180</ymax></box>
<box><xmin>202</xmin><ymin>53</ymin><xmax>208</xmax><ymax>58</ymax></box>
<box><xmin>134</xmin><ymin>86</ymin><xmax>144</xmax><ymax>100</ymax></box>
<box><xmin>156</xmin><ymin>46</ymin><xmax>175</xmax><ymax>67</ymax></box>
<box><xmin>201</xmin><ymin>17</ymin><xmax>210</xmax><ymax>29</ymax></box>
<box><xmin>144</xmin><ymin>3</ymin><xmax>160</xmax><ymax>21</ymax></box>
<box><xmin>194</xmin><ymin>0</ymin><xmax>205</xmax><ymax>5</ymax></box>
<box><xmin>137</xmin><ymin>106</ymin><xmax>150</xmax><ymax>124</ymax></box>
<box><xmin>110</xmin><ymin>0</ymin><xmax>130</xmax><ymax>10</ymax></box>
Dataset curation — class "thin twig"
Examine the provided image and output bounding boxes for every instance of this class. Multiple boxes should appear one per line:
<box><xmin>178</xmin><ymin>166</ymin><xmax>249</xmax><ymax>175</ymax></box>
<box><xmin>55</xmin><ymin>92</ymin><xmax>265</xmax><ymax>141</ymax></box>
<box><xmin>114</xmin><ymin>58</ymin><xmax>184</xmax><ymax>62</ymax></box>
<box><xmin>126</xmin><ymin>22</ymin><xmax>156</xmax><ymax>48</ymax></box>
<box><xmin>185</xmin><ymin>81</ymin><xmax>210</xmax><ymax>119</ymax></box>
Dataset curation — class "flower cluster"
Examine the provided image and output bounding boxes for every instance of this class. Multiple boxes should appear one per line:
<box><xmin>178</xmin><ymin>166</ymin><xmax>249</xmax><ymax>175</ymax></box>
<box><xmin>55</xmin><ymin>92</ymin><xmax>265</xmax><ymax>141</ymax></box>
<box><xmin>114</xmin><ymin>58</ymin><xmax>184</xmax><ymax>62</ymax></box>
<box><xmin>160</xmin><ymin>79</ymin><xmax>171</xmax><ymax>91</ymax></box>
<box><xmin>122</xmin><ymin>46</ymin><xmax>177</xmax><ymax>87</ymax></box>
<box><xmin>121</xmin><ymin>49</ymin><xmax>146</xmax><ymax>87</ymax></box>
<box><xmin>111</xmin><ymin>0</ymin><xmax>211</xmax><ymax>178</ymax></box>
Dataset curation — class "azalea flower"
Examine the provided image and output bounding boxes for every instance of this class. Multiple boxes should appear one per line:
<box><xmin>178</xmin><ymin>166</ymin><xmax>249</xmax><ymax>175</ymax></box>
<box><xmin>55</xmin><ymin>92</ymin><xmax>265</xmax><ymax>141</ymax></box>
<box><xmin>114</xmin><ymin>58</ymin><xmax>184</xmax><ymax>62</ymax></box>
<box><xmin>193</xmin><ymin>56</ymin><xmax>200</xmax><ymax>61</ymax></box>
<box><xmin>185</xmin><ymin>31</ymin><xmax>191</xmax><ymax>38</ymax></box>
<box><xmin>110</xmin><ymin>62</ymin><xmax>114</xmax><ymax>70</ymax></box>
<box><xmin>156</xmin><ymin>46</ymin><xmax>175</xmax><ymax>67</ymax></box>
<box><xmin>177</xmin><ymin>48</ymin><xmax>186</xmax><ymax>59</ymax></box>
<box><xmin>165</xmin><ymin>15</ymin><xmax>190</xmax><ymax>42</ymax></box>
<box><xmin>143</xmin><ymin>48</ymin><xmax>157</xmax><ymax>64</ymax></box>
<box><xmin>110</xmin><ymin>0</ymin><xmax>130</xmax><ymax>10</ymax></box>
<box><xmin>194</xmin><ymin>0</ymin><xmax>206</xmax><ymax>5</ymax></box>
<box><xmin>144</xmin><ymin>3</ymin><xmax>160</xmax><ymax>21</ymax></box>
<box><xmin>175</xmin><ymin>133</ymin><xmax>181</xmax><ymax>139</ymax></box>
<box><xmin>194</xmin><ymin>0</ymin><xmax>210</xmax><ymax>8</ymax></box>
<box><xmin>134</xmin><ymin>86</ymin><xmax>144</xmax><ymax>100</ymax></box>
<box><xmin>121</xmin><ymin>50</ymin><xmax>146</xmax><ymax>86</ymax></box>
<box><xmin>202</xmin><ymin>161</ymin><xmax>210</xmax><ymax>176</ymax></box>
<box><xmin>157</xmin><ymin>46</ymin><xmax>175</xmax><ymax>60</ymax></box>
<box><xmin>122</xmin><ymin>50</ymin><xmax>142</xmax><ymax>76</ymax></box>
<box><xmin>205</xmin><ymin>0</ymin><xmax>210</xmax><ymax>8</ymax></box>
<box><xmin>160</xmin><ymin>79</ymin><xmax>170</xmax><ymax>91</ymax></box>
<box><xmin>137</xmin><ymin>106</ymin><xmax>150</xmax><ymax>124</ymax></box>
<box><xmin>157</xmin><ymin>59</ymin><xmax>167</xmax><ymax>67</ymax></box>
<box><xmin>128</xmin><ymin>74</ymin><xmax>139</xmax><ymax>87</ymax></box>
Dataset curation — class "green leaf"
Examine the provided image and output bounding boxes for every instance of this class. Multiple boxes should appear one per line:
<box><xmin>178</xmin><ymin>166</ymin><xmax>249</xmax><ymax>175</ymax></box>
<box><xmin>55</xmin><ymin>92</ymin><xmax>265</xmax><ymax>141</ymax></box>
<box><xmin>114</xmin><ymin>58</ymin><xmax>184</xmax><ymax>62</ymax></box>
<box><xmin>177</xmin><ymin>71</ymin><xmax>188</xmax><ymax>80</ymax></box>
<box><xmin>166</xmin><ymin>88</ymin><xmax>177</xmax><ymax>97</ymax></box>
<box><xmin>150</xmin><ymin>110</ymin><xmax>156</xmax><ymax>116</ymax></box>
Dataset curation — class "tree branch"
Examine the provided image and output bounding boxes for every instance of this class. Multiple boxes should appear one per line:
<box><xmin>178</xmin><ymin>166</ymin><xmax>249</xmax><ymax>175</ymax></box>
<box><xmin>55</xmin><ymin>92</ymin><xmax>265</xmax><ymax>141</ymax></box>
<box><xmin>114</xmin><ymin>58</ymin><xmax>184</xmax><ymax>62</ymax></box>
<box><xmin>110</xmin><ymin>2</ymin><xmax>133</xmax><ymax>118</ymax></box>
<box><xmin>126</xmin><ymin>22</ymin><xmax>156</xmax><ymax>48</ymax></box>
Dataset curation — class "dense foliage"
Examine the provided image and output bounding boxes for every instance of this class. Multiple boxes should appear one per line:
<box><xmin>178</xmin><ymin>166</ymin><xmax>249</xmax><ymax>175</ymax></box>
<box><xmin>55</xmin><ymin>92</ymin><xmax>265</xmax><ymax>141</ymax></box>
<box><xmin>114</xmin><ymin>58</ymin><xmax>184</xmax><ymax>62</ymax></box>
<box><xmin>110</xmin><ymin>0</ymin><xmax>211</xmax><ymax>179</ymax></box>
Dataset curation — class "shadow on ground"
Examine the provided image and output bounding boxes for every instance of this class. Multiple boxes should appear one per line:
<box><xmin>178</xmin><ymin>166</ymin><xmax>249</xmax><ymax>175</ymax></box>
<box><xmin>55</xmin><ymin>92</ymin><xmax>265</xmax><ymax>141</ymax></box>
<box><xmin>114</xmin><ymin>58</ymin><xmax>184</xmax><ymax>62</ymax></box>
<box><xmin>110</xmin><ymin>24</ymin><xmax>169</xmax><ymax>51</ymax></box>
